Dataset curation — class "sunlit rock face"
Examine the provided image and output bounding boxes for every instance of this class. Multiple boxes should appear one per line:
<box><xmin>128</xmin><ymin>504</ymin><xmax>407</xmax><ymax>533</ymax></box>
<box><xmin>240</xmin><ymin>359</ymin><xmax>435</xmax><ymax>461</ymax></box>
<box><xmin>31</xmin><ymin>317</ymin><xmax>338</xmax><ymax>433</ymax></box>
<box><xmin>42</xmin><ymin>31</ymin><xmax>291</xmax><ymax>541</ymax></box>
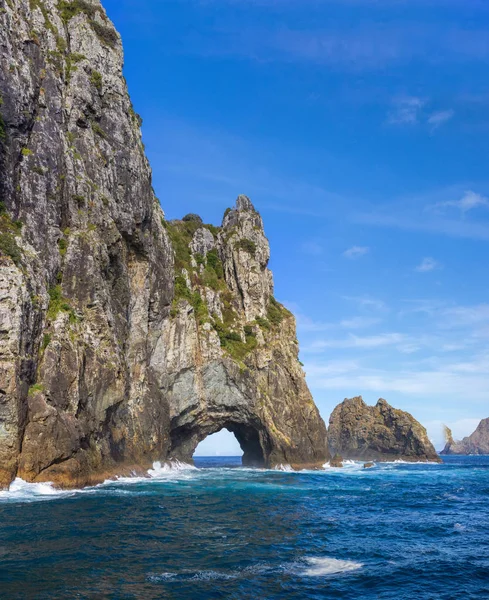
<box><xmin>441</xmin><ymin>420</ymin><xmax>489</xmax><ymax>455</ymax></box>
<box><xmin>328</xmin><ymin>397</ymin><xmax>441</xmax><ymax>463</ymax></box>
<box><xmin>0</xmin><ymin>0</ymin><xmax>328</xmax><ymax>488</ymax></box>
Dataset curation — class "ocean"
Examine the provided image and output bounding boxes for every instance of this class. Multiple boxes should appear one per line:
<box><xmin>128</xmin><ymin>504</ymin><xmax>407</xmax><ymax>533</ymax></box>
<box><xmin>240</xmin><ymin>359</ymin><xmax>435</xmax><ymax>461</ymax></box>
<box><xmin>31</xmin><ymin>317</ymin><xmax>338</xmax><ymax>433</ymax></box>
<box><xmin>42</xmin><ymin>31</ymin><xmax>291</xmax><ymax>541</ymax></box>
<box><xmin>0</xmin><ymin>456</ymin><xmax>488</xmax><ymax>599</ymax></box>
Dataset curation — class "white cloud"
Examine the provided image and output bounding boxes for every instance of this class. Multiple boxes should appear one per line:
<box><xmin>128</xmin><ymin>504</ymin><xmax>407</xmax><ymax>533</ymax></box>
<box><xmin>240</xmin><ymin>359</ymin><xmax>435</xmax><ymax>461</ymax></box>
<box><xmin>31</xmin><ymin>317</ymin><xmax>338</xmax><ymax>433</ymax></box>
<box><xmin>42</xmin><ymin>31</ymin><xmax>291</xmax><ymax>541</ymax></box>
<box><xmin>415</xmin><ymin>257</ymin><xmax>440</xmax><ymax>272</ymax></box>
<box><xmin>387</xmin><ymin>96</ymin><xmax>425</xmax><ymax>125</ymax></box>
<box><xmin>343</xmin><ymin>246</ymin><xmax>370</xmax><ymax>259</ymax></box>
<box><xmin>430</xmin><ymin>190</ymin><xmax>489</xmax><ymax>214</ymax></box>
<box><xmin>307</xmin><ymin>362</ymin><xmax>489</xmax><ymax>400</ymax></box>
<box><xmin>427</xmin><ymin>109</ymin><xmax>455</xmax><ymax>130</ymax></box>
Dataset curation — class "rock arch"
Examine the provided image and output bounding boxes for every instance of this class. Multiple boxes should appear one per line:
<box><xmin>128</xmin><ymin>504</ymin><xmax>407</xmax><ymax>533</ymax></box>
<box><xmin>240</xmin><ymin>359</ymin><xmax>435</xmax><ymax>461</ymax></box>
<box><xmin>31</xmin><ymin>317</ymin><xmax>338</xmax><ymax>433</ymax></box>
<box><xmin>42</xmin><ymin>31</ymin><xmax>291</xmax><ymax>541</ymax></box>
<box><xmin>170</xmin><ymin>420</ymin><xmax>270</xmax><ymax>467</ymax></box>
<box><xmin>161</xmin><ymin>360</ymin><xmax>329</xmax><ymax>470</ymax></box>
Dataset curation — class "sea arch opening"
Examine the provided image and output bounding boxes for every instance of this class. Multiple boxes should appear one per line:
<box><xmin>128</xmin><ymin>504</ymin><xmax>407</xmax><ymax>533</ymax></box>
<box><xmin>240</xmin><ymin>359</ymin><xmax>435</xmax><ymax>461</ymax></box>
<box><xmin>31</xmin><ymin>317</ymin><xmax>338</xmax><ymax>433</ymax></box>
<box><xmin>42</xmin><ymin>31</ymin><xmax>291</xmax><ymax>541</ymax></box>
<box><xmin>169</xmin><ymin>420</ymin><xmax>270</xmax><ymax>468</ymax></box>
<box><xmin>194</xmin><ymin>429</ymin><xmax>243</xmax><ymax>459</ymax></box>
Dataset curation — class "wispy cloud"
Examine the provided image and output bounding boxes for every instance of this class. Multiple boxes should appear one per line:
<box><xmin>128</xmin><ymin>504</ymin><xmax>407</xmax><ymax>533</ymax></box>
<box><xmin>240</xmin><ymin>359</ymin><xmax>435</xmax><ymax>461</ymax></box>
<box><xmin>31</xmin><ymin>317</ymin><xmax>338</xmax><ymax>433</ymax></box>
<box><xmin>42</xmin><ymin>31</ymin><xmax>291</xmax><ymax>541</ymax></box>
<box><xmin>340</xmin><ymin>316</ymin><xmax>382</xmax><ymax>329</ymax></box>
<box><xmin>427</xmin><ymin>109</ymin><xmax>455</xmax><ymax>130</ymax></box>
<box><xmin>415</xmin><ymin>257</ymin><xmax>440</xmax><ymax>273</ymax></box>
<box><xmin>387</xmin><ymin>96</ymin><xmax>425</xmax><ymax>125</ymax></box>
<box><xmin>295</xmin><ymin>313</ymin><xmax>382</xmax><ymax>333</ymax></box>
<box><xmin>441</xmin><ymin>303</ymin><xmax>489</xmax><ymax>327</ymax></box>
<box><xmin>387</xmin><ymin>98</ymin><xmax>455</xmax><ymax>131</ymax></box>
<box><xmin>429</xmin><ymin>190</ymin><xmax>489</xmax><ymax>214</ymax></box>
<box><xmin>355</xmin><ymin>185</ymin><xmax>489</xmax><ymax>241</ymax></box>
<box><xmin>186</xmin><ymin>22</ymin><xmax>489</xmax><ymax>71</ymax></box>
<box><xmin>343</xmin><ymin>295</ymin><xmax>388</xmax><ymax>311</ymax></box>
<box><xmin>307</xmin><ymin>357</ymin><xmax>489</xmax><ymax>400</ymax></box>
<box><xmin>343</xmin><ymin>246</ymin><xmax>370</xmax><ymax>259</ymax></box>
<box><xmin>304</xmin><ymin>332</ymin><xmax>406</xmax><ymax>352</ymax></box>
<box><xmin>301</xmin><ymin>241</ymin><xmax>323</xmax><ymax>255</ymax></box>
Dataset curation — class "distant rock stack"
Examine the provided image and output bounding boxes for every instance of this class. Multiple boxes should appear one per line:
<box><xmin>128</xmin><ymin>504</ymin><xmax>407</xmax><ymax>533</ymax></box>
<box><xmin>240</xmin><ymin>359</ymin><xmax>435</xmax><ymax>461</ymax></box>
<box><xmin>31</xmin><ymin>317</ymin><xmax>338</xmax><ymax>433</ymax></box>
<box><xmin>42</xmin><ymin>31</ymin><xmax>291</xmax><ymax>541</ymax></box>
<box><xmin>328</xmin><ymin>397</ymin><xmax>441</xmax><ymax>463</ymax></box>
<box><xmin>441</xmin><ymin>419</ymin><xmax>489</xmax><ymax>455</ymax></box>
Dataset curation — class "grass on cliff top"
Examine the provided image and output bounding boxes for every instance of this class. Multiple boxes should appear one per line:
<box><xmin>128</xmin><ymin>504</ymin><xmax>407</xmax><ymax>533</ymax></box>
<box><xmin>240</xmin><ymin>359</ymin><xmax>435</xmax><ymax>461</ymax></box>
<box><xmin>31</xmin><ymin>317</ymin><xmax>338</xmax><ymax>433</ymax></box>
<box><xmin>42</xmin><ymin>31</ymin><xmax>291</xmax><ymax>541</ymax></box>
<box><xmin>57</xmin><ymin>0</ymin><xmax>100</xmax><ymax>23</ymax></box>
<box><xmin>165</xmin><ymin>218</ymin><xmax>222</xmax><ymax>272</ymax></box>
<box><xmin>166</xmin><ymin>213</ymin><xmax>289</xmax><ymax>364</ymax></box>
<box><xmin>57</xmin><ymin>1</ymin><xmax>118</xmax><ymax>48</ymax></box>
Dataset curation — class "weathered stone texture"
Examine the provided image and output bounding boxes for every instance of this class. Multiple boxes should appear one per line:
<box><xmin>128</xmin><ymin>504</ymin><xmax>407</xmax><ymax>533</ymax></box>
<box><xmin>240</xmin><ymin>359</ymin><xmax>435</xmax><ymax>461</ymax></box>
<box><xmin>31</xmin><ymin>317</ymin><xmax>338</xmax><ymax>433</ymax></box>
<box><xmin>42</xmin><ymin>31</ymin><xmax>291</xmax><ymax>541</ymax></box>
<box><xmin>328</xmin><ymin>397</ymin><xmax>441</xmax><ymax>463</ymax></box>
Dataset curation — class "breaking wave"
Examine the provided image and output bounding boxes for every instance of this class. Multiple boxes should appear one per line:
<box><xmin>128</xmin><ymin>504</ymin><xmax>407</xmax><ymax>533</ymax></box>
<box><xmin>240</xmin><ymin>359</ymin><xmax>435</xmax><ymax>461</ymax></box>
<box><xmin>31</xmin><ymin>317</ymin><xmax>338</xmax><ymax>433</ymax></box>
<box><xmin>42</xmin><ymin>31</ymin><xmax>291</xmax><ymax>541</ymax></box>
<box><xmin>147</xmin><ymin>556</ymin><xmax>363</xmax><ymax>583</ymax></box>
<box><xmin>299</xmin><ymin>557</ymin><xmax>363</xmax><ymax>577</ymax></box>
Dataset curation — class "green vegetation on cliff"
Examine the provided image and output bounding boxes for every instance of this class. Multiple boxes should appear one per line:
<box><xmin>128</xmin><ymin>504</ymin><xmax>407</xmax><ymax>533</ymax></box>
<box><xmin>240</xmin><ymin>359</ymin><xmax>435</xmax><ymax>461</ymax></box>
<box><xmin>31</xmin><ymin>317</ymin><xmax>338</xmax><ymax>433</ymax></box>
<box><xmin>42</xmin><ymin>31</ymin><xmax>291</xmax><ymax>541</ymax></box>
<box><xmin>234</xmin><ymin>238</ymin><xmax>256</xmax><ymax>257</ymax></box>
<box><xmin>47</xmin><ymin>285</ymin><xmax>77</xmax><ymax>323</ymax></box>
<box><xmin>165</xmin><ymin>209</ymin><xmax>291</xmax><ymax>365</ymax></box>
<box><xmin>0</xmin><ymin>203</ymin><xmax>22</xmax><ymax>266</ymax></box>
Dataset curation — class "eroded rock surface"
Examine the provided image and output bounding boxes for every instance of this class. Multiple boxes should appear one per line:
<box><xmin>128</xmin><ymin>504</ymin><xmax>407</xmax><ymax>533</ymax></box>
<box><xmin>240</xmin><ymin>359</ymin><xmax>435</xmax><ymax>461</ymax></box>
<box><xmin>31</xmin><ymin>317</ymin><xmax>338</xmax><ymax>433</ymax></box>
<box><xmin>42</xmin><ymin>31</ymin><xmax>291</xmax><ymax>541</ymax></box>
<box><xmin>441</xmin><ymin>420</ymin><xmax>489</xmax><ymax>455</ymax></box>
<box><xmin>0</xmin><ymin>0</ymin><xmax>328</xmax><ymax>488</ymax></box>
<box><xmin>328</xmin><ymin>397</ymin><xmax>441</xmax><ymax>463</ymax></box>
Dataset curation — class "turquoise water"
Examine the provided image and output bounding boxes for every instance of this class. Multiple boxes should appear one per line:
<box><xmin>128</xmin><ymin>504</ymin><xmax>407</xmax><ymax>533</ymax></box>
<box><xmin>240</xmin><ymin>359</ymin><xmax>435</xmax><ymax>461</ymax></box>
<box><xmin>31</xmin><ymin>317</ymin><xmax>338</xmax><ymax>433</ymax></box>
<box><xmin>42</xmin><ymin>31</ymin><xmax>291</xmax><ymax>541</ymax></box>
<box><xmin>0</xmin><ymin>456</ymin><xmax>488</xmax><ymax>599</ymax></box>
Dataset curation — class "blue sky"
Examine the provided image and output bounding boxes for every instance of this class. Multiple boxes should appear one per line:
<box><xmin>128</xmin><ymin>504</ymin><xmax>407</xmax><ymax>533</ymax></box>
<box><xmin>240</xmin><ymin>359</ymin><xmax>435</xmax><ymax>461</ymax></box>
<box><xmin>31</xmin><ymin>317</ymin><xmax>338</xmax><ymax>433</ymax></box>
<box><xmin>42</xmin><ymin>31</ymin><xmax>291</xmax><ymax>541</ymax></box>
<box><xmin>104</xmin><ymin>0</ymin><xmax>489</xmax><ymax>454</ymax></box>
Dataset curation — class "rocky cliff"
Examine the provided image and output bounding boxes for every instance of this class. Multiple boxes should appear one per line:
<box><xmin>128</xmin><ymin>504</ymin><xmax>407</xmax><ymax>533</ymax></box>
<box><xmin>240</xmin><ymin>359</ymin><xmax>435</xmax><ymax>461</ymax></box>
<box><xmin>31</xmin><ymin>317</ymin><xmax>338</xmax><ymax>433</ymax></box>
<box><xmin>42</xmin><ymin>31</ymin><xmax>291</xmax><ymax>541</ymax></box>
<box><xmin>0</xmin><ymin>0</ymin><xmax>328</xmax><ymax>488</ymax></box>
<box><xmin>441</xmin><ymin>420</ymin><xmax>489</xmax><ymax>455</ymax></box>
<box><xmin>328</xmin><ymin>397</ymin><xmax>441</xmax><ymax>462</ymax></box>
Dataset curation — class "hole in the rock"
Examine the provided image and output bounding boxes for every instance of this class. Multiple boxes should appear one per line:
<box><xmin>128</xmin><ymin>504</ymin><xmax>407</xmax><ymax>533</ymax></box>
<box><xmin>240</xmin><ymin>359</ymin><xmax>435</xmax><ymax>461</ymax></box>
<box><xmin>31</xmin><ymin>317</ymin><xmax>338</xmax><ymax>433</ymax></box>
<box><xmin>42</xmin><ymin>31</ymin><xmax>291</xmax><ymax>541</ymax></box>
<box><xmin>194</xmin><ymin>429</ymin><xmax>243</xmax><ymax>461</ymax></box>
<box><xmin>171</xmin><ymin>422</ymin><xmax>267</xmax><ymax>468</ymax></box>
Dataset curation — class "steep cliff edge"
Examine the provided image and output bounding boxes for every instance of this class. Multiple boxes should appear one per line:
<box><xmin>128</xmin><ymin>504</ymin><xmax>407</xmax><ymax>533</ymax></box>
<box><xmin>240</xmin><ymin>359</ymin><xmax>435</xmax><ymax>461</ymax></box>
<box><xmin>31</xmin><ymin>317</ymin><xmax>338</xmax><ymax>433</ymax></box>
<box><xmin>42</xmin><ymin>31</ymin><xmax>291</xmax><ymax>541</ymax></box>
<box><xmin>0</xmin><ymin>0</ymin><xmax>328</xmax><ymax>488</ymax></box>
<box><xmin>441</xmin><ymin>420</ymin><xmax>489</xmax><ymax>455</ymax></box>
<box><xmin>328</xmin><ymin>397</ymin><xmax>441</xmax><ymax>462</ymax></box>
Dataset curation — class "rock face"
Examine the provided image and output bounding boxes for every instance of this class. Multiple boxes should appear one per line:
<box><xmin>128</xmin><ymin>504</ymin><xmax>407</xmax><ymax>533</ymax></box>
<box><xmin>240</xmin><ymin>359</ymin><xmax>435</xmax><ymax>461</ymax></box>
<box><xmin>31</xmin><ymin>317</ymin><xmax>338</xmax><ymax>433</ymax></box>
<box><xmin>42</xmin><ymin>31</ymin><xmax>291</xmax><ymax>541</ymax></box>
<box><xmin>441</xmin><ymin>420</ymin><xmax>489</xmax><ymax>455</ymax></box>
<box><xmin>0</xmin><ymin>0</ymin><xmax>328</xmax><ymax>488</ymax></box>
<box><xmin>328</xmin><ymin>397</ymin><xmax>441</xmax><ymax>462</ymax></box>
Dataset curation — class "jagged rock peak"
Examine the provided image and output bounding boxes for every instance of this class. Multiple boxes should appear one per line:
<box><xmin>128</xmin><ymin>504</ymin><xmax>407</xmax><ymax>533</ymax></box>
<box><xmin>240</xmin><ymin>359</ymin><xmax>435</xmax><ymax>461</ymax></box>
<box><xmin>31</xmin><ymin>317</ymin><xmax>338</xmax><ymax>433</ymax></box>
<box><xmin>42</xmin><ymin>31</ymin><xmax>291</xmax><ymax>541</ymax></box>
<box><xmin>222</xmin><ymin>195</ymin><xmax>263</xmax><ymax>230</ymax></box>
<box><xmin>328</xmin><ymin>396</ymin><xmax>441</xmax><ymax>463</ymax></box>
<box><xmin>236</xmin><ymin>194</ymin><xmax>256</xmax><ymax>212</ymax></box>
<box><xmin>441</xmin><ymin>418</ymin><xmax>489</xmax><ymax>455</ymax></box>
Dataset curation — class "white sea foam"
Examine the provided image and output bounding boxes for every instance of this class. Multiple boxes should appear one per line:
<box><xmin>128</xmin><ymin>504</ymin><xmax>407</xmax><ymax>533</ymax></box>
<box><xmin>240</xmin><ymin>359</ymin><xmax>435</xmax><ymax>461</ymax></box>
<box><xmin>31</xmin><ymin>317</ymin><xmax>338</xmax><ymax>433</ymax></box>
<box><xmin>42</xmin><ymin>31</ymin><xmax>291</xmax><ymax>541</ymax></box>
<box><xmin>148</xmin><ymin>460</ymin><xmax>197</xmax><ymax>478</ymax></box>
<box><xmin>148</xmin><ymin>558</ymin><xmax>362</xmax><ymax>584</ymax></box>
<box><xmin>274</xmin><ymin>464</ymin><xmax>293</xmax><ymax>472</ymax></box>
<box><xmin>300</xmin><ymin>557</ymin><xmax>363</xmax><ymax>577</ymax></box>
<box><xmin>323</xmin><ymin>460</ymin><xmax>364</xmax><ymax>472</ymax></box>
<box><xmin>148</xmin><ymin>569</ymin><xmax>238</xmax><ymax>582</ymax></box>
<box><xmin>0</xmin><ymin>478</ymin><xmax>73</xmax><ymax>502</ymax></box>
<box><xmin>101</xmin><ymin>460</ymin><xmax>198</xmax><ymax>486</ymax></box>
<box><xmin>147</xmin><ymin>572</ymin><xmax>177</xmax><ymax>582</ymax></box>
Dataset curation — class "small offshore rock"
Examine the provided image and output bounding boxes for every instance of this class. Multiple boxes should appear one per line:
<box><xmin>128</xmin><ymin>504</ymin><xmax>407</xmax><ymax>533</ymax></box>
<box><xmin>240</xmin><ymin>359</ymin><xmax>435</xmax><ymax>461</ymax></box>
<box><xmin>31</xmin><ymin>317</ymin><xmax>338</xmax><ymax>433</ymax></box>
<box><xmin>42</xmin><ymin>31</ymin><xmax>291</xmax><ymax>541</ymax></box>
<box><xmin>441</xmin><ymin>419</ymin><xmax>489</xmax><ymax>455</ymax></box>
<box><xmin>330</xmin><ymin>454</ymin><xmax>344</xmax><ymax>468</ymax></box>
<box><xmin>328</xmin><ymin>397</ymin><xmax>441</xmax><ymax>463</ymax></box>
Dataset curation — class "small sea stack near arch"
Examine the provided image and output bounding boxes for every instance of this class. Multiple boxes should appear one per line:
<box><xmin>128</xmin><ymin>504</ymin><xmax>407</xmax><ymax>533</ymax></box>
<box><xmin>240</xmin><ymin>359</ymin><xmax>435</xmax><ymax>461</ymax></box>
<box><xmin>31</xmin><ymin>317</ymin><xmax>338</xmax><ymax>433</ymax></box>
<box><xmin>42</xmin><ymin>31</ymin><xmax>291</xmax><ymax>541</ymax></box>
<box><xmin>328</xmin><ymin>397</ymin><xmax>441</xmax><ymax>463</ymax></box>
